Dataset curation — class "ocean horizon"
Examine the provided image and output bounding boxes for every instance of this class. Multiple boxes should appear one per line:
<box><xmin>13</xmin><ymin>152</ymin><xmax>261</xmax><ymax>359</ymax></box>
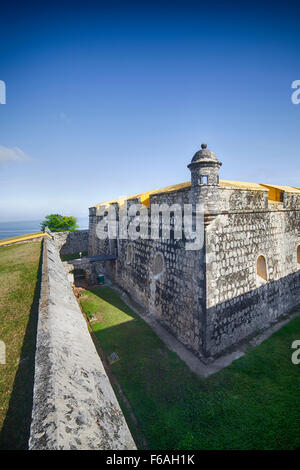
<box><xmin>0</xmin><ymin>217</ymin><xmax>89</xmax><ymax>240</ymax></box>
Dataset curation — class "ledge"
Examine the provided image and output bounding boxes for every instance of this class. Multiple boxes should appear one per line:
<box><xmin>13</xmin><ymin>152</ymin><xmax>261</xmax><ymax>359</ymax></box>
<box><xmin>29</xmin><ymin>231</ymin><xmax>136</xmax><ymax>450</ymax></box>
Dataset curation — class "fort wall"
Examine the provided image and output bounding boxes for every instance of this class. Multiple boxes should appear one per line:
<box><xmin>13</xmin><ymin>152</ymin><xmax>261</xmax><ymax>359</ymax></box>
<box><xmin>88</xmin><ymin>145</ymin><xmax>300</xmax><ymax>360</ymax></box>
<box><xmin>29</xmin><ymin>229</ymin><xmax>136</xmax><ymax>450</ymax></box>
<box><xmin>89</xmin><ymin>188</ymin><xmax>207</xmax><ymax>357</ymax></box>
<box><xmin>52</xmin><ymin>229</ymin><xmax>89</xmax><ymax>255</ymax></box>
<box><xmin>205</xmin><ymin>188</ymin><xmax>300</xmax><ymax>355</ymax></box>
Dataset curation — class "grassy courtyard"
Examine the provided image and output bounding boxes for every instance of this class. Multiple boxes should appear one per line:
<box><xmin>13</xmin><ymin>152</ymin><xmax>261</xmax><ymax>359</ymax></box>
<box><xmin>0</xmin><ymin>241</ymin><xmax>42</xmax><ymax>449</ymax></box>
<box><xmin>80</xmin><ymin>286</ymin><xmax>300</xmax><ymax>450</ymax></box>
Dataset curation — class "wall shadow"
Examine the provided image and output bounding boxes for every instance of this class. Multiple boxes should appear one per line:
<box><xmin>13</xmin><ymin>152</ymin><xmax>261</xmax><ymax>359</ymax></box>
<box><xmin>79</xmin><ymin>285</ymin><xmax>150</xmax><ymax>448</ymax></box>
<box><xmin>0</xmin><ymin>244</ymin><xmax>43</xmax><ymax>450</ymax></box>
<box><xmin>89</xmin><ymin>270</ymin><xmax>300</xmax><ymax>361</ymax></box>
<box><xmin>205</xmin><ymin>269</ymin><xmax>300</xmax><ymax>357</ymax></box>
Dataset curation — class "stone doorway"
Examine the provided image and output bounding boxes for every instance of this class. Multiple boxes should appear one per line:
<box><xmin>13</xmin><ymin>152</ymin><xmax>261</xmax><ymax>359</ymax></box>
<box><xmin>73</xmin><ymin>268</ymin><xmax>88</xmax><ymax>287</ymax></box>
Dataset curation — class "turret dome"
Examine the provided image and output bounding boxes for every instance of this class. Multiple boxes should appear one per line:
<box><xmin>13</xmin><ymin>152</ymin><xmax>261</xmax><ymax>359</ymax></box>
<box><xmin>191</xmin><ymin>143</ymin><xmax>221</xmax><ymax>164</ymax></box>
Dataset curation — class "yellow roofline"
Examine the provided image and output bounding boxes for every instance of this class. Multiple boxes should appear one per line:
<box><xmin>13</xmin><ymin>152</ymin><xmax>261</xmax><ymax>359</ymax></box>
<box><xmin>220</xmin><ymin>180</ymin><xmax>265</xmax><ymax>191</ymax></box>
<box><xmin>93</xmin><ymin>180</ymin><xmax>300</xmax><ymax>209</ymax></box>
<box><xmin>260</xmin><ymin>184</ymin><xmax>300</xmax><ymax>193</ymax></box>
<box><xmin>94</xmin><ymin>182</ymin><xmax>191</xmax><ymax>210</ymax></box>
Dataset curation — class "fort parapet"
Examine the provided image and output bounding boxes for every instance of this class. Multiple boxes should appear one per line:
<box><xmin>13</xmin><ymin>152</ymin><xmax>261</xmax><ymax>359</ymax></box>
<box><xmin>29</xmin><ymin>229</ymin><xmax>136</xmax><ymax>450</ymax></box>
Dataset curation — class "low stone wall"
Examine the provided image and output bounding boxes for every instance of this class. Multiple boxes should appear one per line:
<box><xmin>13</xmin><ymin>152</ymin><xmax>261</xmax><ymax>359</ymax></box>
<box><xmin>0</xmin><ymin>234</ymin><xmax>47</xmax><ymax>247</ymax></box>
<box><xmin>29</xmin><ymin>230</ymin><xmax>136</xmax><ymax>450</ymax></box>
<box><xmin>52</xmin><ymin>230</ymin><xmax>89</xmax><ymax>255</ymax></box>
<box><xmin>62</xmin><ymin>258</ymin><xmax>106</xmax><ymax>285</ymax></box>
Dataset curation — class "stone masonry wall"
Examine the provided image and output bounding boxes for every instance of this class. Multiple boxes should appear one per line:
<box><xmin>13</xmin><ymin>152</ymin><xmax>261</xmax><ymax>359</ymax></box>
<box><xmin>205</xmin><ymin>187</ymin><xmax>300</xmax><ymax>356</ymax></box>
<box><xmin>52</xmin><ymin>230</ymin><xmax>89</xmax><ymax>255</ymax></box>
<box><xmin>89</xmin><ymin>188</ymin><xmax>207</xmax><ymax>357</ymax></box>
<box><xmin>29</xmin><ymin>229</ymin><xmax>136</xmax><ymax>450</ymax></box>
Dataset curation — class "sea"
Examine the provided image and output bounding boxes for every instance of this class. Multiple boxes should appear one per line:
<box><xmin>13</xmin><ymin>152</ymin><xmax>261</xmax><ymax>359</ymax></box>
<box><xmin>0</xmin><ymin>217</ymin><xmax>89</xmax><ymax>240</ymax></box>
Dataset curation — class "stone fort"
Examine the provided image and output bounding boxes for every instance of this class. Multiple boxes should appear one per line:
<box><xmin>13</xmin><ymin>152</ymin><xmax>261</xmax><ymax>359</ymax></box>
<box><xmin>87</xmin><ymin>144</ymin><xmax>300</xmax><ymax>359</ymax></box>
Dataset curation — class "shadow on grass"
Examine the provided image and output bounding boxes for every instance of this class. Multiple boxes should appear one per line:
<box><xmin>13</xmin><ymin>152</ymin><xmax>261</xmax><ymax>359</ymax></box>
<box><xmin>81</xmin><ymin>286</ymin><xmax>153</xmax><ymax>449</ymax></box>
<box><xmin>0</xmin><ymin>244</ymin><xmax>43</xmax><ymax>450</ymax></box>
<box><xmin>88</xmin><ymin>286</ymin><xmax>138</xmax><ymax>318</ymax></box>
<box><xmin>80</xmin><ymin>286</ymin><xmax>300</xmax><ymax>450</ymax></box>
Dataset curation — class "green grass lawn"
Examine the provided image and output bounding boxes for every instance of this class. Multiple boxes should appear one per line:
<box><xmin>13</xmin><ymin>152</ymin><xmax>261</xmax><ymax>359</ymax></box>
<box><xmin>0</xmin><ymin>241</ymin><xmax>42</xmax><ymax>449</ymax></box>
<box><xmin>80</xmin><ymin>286</ymin><xmax>300</xmax><ymax>450</ymax></box>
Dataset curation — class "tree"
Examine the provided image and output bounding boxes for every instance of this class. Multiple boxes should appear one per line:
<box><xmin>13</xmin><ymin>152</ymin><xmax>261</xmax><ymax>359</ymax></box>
<box><xmin>40</xmin><ymin>214</ymin><xmax>79</xmax><ymax>232</ymax></box>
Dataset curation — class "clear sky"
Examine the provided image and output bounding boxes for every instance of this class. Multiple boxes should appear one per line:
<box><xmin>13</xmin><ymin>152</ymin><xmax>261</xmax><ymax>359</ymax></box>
<box><xmin>0</xmin><ymin>1</ymin><xmax>299</xmax><ymax>222</ymax></box>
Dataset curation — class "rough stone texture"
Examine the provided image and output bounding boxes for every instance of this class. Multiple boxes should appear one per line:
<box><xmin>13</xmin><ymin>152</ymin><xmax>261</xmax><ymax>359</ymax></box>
<box><xmin>205</xmin><ymin>188</ymin><xmax>300</xmax><ymax>356</ymax></box>
<box><xmin>29</xmin><ymin>230</ymin><xmax>136</xmax><ymax>450</ymax></box>
<box><xmin>62</xmin><ymin>257</ymin><xmax>107</xmax><ymax>285</ymax></box>
<box><xmin>52</xmin><ymin>230</ymin><xmax>89</xmax><ymax>255</ymax></box>
<box><xmin>88</xmin><ymin>146</ymin><xmax>300</xmax><ymax>359</ymax></box>
<box><xmin>89</xmin><ymin>189</ymin><xmax>207</xmax><ymax>358</ymax></box>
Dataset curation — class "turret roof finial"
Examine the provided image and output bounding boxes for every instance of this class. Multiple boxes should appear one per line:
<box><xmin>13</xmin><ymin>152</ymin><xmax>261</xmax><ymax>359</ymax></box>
<box><xmin>189</xmin><ymin>143</ymin><xmax>222</xmax><ymax>166</ymax></box>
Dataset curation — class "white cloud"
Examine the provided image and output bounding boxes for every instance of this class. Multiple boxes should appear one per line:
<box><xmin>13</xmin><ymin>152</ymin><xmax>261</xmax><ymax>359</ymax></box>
<box><xmin>0</xmin><ymin>145</ymin><xmax>32</xmax><ymax>164</ymax></box>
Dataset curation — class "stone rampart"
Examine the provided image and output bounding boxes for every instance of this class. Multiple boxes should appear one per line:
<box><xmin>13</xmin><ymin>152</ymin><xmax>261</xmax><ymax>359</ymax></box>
<box><xmin>29</xmin><ymin>229</ymin><xmax>136</xmax><ymax>450</ymax></box>
<box><xmin>52</xmin><ymin>230</ymin><xmax>89</xmax><ymax>255</ymax></box>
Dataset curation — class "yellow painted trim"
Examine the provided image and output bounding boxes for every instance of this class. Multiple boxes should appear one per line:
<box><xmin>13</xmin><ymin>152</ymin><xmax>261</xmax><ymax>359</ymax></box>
<box><xmin>93</xmin><ymin>179</ymin><xmax>266</xmax><ymax>208</ymax></box>
<box><xmin>94</xmin><ymin>182</ymin><xmax>192</xmax><ymax>210</ymax></box>
<box><xmin>93</xmin><ymin>180</ymin><xmax>300</xmax><ymax>209</ymax></box>
<box><xmin>220</xmin><ymin>180</ymin><xmax>265</xmax><ymax>191</ymax></box>
<box><xmin>260</xmin><ymin>184</ymin><xmax>300</xmax><ymax>194</ymax></box>
<box><xmin>260</xmin><ymin>184</ymin><xmax>300</xmax><ymax>202</ymax></box>
<box><xmin>0</xmin><ymin>232</ymin><xmax>50</xmax><ymax>247</ymax></box>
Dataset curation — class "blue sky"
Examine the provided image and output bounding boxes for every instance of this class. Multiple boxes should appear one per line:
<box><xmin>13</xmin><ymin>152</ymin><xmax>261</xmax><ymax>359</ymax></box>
<box><xmin>0</xmin><ymin>1</ymin><xmax>299</xmax><ymax>222</ymax></box>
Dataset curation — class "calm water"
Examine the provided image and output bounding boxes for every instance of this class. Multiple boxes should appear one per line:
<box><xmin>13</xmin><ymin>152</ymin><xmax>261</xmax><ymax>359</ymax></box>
<box><xmin>0</xmin><ymin>217</ymin><xmax>89</xmax><ymax>240</ymax></box>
